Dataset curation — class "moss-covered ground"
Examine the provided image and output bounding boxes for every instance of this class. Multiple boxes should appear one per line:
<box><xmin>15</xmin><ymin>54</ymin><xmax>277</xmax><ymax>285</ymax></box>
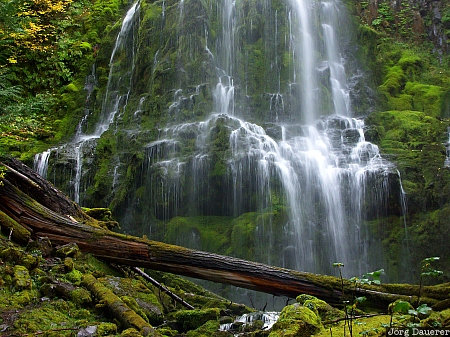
<box><xmin>1</xmin><ymin>220</ymin><xmax>449</xmax><ymax>336</ymax></box>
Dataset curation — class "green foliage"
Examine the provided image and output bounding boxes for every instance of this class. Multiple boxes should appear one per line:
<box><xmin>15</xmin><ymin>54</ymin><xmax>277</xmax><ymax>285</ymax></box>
<box><xmin>414</xmin><ymin>304</ymin><xmax>432</xmax><ymax>317</ymax></box>
<box><xmin>389</xmin><ymin>300</ymin><xmax>413</xmax><ymax>315</ymax></box>
<box><xmin>420</xmin><ymin>257</ymin><xmax>443</xmax><ymax>278</ymax></box>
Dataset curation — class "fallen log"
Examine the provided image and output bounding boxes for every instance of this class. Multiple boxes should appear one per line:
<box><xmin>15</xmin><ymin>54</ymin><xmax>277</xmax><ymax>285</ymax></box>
<box><xmin>0</xmin><ymin>157</ymin><xmax>448</xmax><ymax>309</ymax></box>
<box><xmin>82</xmin><ymin>274</ymin><xmax>157</xmax><ymax>336</ymax></box>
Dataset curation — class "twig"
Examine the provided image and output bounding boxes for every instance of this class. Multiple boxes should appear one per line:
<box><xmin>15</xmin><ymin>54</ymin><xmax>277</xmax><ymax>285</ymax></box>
<box><xmin>132</xmin><ymin>267</ymin><xmax>195</xmax><ymax>310</ymax></box>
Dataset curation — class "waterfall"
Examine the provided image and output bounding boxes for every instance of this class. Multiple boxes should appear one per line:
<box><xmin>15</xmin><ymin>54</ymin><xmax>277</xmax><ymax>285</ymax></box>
<box><xmin>138</xmin><ymin>0</ymin><xmax>404</xmax><ymax>278</ymax></box>
<box><xmin>288</xmin><ymin>0</ymin><xmax>317</xmax><ymax>122</ymax></box>
<box><xmin>33</xmin><ymin>2</ymin><xmax>140</xmax><ymax>204</ymax></box>
<box><xmin>34</xmin><ymin>0</ymin><xmax>408</xmax><ymax>284</ymax></box>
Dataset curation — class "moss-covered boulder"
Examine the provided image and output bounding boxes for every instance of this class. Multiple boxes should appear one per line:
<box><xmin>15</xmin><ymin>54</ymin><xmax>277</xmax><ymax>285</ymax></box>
<box><xmin>13</xmin><ymin>265</ymin><xmax>32</xmax><ymax>290</ymax></box>
<box><xmin>185</xmin><ymin>320</ymin><xmax>228</xmax><ymax>337</ymax></box>
<box><xmin>269</xmin><ymin>303</ymin><xmax>323</xmax><ymax>337</ymax></box>
<box><xmin>171</xmin><ymin>308</ymin><xmax>220</xmax><ymax>332</ymax></box>
<box><xmin>296</xmin><ymin>294</ymin><xmax>344</xmax><ymax>321</ymax></box>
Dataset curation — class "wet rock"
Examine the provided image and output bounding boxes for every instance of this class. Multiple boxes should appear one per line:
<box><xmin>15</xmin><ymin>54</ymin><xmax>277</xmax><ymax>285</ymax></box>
<box><xmin>342</xmin><ymin>128</ymin><xmax>361</xmax><ymax>145</ymax></box>
<box><xmin>264</xmin><ymin>123</ymin><xmax>283</xmax><ymax>140</ymax></box>
<box><xmin>77</xmin><ymin>325</ymin><xmax>97</xmax><ymax>337</ymax></box>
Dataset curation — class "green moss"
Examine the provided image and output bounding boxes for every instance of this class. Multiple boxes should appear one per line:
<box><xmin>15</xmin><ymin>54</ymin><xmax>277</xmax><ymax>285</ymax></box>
<box><xmin>12</xmin><ymin>300</ymin><xmax>98</xmax><ymax>335</ymax></box>
<box><xmin>0</xmin><ymin>246</ymin><xmax>38</xmax><ymax>270</ymax></box>
<box><xmin>157</xmin><ymin>327</ymin><xmax>179</xmax><ymax>337</ymax></box>
<box><xmin>314</xmin><ymin>315</ymin><xmax>391</xmax><ymax>337</ymax></box>
<box><xmin>366</xmin><ymin>110</ymin><xmax>447</xmax><ymax>195</ymax></box>
<box><xmin>97</xmin><ymin>322</ymin><xmax>118</xmax><ymax>335</ymax></box>
<box><xmin>185</xmin><ymin>320</ymin><xmax>221</xmax><ymax>337</ymax></box>
<box><xmin>13</xmin><ymin>265</ymin><xmax>32</xmax><ymax>289</ymax></box>
<box><xmin>269</xmin><ymin>303</ymin><xmax>323</xmax><ymax>337</ymax></box>
<box><xmin>64</xmin><ymin>269</ymin><xmax>83</xmax><ymax>284</ymax></box>
<box><xmin>297</xmin><ymin>295</ymin><xmax>344</xmax><ymax>321</ymax></box>
<box><xmin>172</xmin><ymin>308</ymin><xmax>220</xmax><ymax>332</ymax></box>
<box><xmin>230</xmin><ymin>212</ymin><xmax>258</xmax><ymax>260</ymax></box>
<box><xmin>70</xmin><ymin>288</ymin><xmax>92</xmax><ymax>306</ymax></box>
<box><xmin>82</xmin><ymin>274</ymin><xmax>154</xmax><ymax>334</ymax></box>
<box><xmin>75</xmin><ymin>253</ymin><xmax>120</xmax><ymax>277</ymax></box>
<box><xmin>379</xmin><ymin>65</ymin><xmax>406</xmax><ymax>97</ymax></box>
<box><xmin>0</xmin><ymin>289</ymin><xmax>38</xmax><ymax>309</ymax></box>
<box><xmin>165</xmin><ymin>216</ymin><xmax>232</xmax><ymax>254</ymax></box>
<box><xmin>403</xmin><ymin>82</ymin><xmax>444</xmax><ymax>116</ymax></box>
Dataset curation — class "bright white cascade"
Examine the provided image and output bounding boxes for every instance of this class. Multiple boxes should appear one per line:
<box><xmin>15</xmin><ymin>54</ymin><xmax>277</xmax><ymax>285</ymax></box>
<box><xmin>142</xmin><ymin>0</ymin><xmax>402</xmax><ymax>278</ymax></box>
<box><xmin>34</xmin><ymin>2</ymin><xmax>140</xmax><ymax>203</ymax></box>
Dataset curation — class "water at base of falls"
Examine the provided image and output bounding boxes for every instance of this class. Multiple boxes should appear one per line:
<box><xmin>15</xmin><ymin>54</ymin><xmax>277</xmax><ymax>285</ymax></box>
<box><xmin>220</xmin><ymin>311</ymin><xmax>280</xmax><ymax>335</ymax></box>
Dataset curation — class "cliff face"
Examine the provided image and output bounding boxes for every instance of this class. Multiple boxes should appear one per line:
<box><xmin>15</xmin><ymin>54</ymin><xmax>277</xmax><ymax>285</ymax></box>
<box><xmin>354</xmin><ymin>0</ymin><xmax>448</xmax><ymax>56</ymax></box>
<box><xmin>351</xmin><ymin>0</ymin><xmax>449</xmax><ymax>280</ymax></box>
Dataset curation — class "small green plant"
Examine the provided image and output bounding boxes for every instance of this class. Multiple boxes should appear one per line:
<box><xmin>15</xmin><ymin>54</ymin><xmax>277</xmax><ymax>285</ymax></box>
<box><xmin>388</xmin><ymin>300</ymin><xmax>411</xmax><ymax>327</ymax></box>
<box><xmin>408</xmin><ymin>303</ymin><xmax>432</xmax><ymax>326</ymax></box>
<box><xmin>333</xmin><ymin>262</ymin><xmax>345</xmax><ymax>295</ymax></box>
<box><xmin>418</xmin><ymin>257</ymin><xmax>442</xmax><ymax>304</ymax></box>
<box><xmin>351</xmin><ymin>269</ymin><xmax>385</xmax><ymax>285</ymax></box>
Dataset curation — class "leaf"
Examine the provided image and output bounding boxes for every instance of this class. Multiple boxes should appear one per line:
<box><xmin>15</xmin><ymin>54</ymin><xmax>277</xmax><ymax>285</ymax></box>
<box><xmin>333</xmin><ymin>262</ymin><xmax>344</xmax><ymax>268</ymax></box>
<box><xmin>421</xmin><ymin>270</ymin><xmax>443</xmax><ymax>277</ymax></box>
<box><xmin>355</xmin><ymin>296</ymin><xmax>367</xmax><ymax>304</ymax></box>
<box><xmin>416</xmin><ymin>304</ymin><xmax>432</xmax><ymax>316</ymax></box>
<box><xmin>391</xmin><ymin>300</ymin><xmax>411</xmax><ymax>314</ymax></box>
<box><xmin>408</xmin><ymin>309</ymin><xmax>418</xmax><ymax>316</ymax></box>
<box><xmin>422</xmin><ymin>257</ymin><xmax>440</xmax><ymax>264</ymax></box>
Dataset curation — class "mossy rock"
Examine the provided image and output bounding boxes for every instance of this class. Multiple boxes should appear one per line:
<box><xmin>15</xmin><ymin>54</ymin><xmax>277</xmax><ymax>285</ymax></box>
<box><xmin>11</xmin><ymin>299</ymin><xmax>98</xmax><ymax>335</ymax></box>
<box><xmin>13</xmin><ymin>265</ymin><xmax>32</xmax><ymax>290</ymax></box>
<box><xmin>70</xmin><ymin>287</ymin><xmax>92</xmax><ymax>306</ymax></box>
<box><xmin>296</xmin><ymin>294</ymin><xmax>344</xmax><ymax>321</ymax></box>
<box><xmin>171</xmin><ymin>308</ymin><xmax>220</xmax><ymax>332</ymax></box>
<box><xmin>0</xmin><ymin>246</ymin><xmax>39</xmax><ymax>270</ymax></box>
<box><xmin>97</xmin><ymin>322</ymin><xmax>118</xmax><ymax>335</ymax></box>
<box><xmin>55</xmin><ymin>242</ymin><xmax>80</xmax><ymax>258</ymax></box>
<box><xmin>64</xmin><ymin>268</ymin><xmax>83</xmax><ymax>284</ymax></box>
<box><xmin>185</xmin><ymin>320</ymin><xmax>226</xmax><ymax>337</ymax></box>
<box><xmin>269</xmin><ymin>303</ymin><xmax>323</xmax><ymax>337</ymax></box>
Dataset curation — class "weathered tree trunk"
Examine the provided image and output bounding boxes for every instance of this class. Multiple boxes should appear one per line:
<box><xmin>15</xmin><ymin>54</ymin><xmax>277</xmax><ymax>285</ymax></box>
<box><xmin>0</xmin><ymin>157</ymin><xmax>448</xmax><ymax>309</ymax></box>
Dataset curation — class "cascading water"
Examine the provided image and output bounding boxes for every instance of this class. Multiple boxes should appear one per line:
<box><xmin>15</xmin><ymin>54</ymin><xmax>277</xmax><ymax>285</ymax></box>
<box><xmin>137</xmin><ymin>0</ymin><xmax>406</xmax><ymax>278</ymax></box>
<box><xmin>34</xmin><ymin>2</ymin><xmax>140</xmax><ymax>203</ymax></box>
<box><xmin>35</xmin><ymin>0</ymin><xmax>409</xmax><ymax>292</ymax></box>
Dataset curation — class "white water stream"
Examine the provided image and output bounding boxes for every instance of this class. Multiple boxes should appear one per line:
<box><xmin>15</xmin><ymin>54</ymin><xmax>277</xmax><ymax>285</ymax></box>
<box><xmin>34</xmin><ymin>2</ymin><xmax>140</xmax><ymax>203</ymax></box>
<box><xmin>34</xmin><ymin>0</ymin><xmax>407</xmax><ymax>280</ymax></box>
